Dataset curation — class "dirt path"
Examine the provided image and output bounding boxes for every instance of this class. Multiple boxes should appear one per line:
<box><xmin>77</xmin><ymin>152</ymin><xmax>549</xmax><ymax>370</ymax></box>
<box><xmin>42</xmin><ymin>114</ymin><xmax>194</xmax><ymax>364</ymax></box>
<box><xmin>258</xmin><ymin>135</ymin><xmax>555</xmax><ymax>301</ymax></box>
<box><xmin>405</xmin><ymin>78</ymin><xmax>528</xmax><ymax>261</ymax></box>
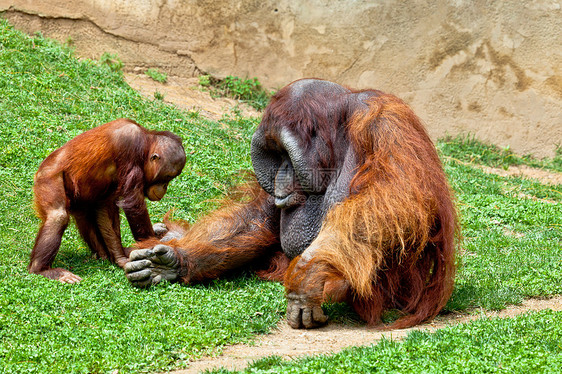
<box><xmin>480</xmin><ymin>165</ymin><xmax>562</xmax><ymax>186</ymax></box>
<box><xmin>175</xmin><ymin>296</ymin><xmax>562</xmax><ymax>373</ymax></box>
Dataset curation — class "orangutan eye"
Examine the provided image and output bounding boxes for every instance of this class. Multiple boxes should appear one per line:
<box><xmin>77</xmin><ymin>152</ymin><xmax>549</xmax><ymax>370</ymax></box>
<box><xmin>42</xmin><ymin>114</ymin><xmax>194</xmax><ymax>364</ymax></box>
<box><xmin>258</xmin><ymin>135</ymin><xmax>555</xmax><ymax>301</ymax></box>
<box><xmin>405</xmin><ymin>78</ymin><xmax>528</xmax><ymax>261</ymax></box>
<box><xmin>150</xmin><ymin>153</ymin><xmax>160</xmax><ymax>161</ymax></box>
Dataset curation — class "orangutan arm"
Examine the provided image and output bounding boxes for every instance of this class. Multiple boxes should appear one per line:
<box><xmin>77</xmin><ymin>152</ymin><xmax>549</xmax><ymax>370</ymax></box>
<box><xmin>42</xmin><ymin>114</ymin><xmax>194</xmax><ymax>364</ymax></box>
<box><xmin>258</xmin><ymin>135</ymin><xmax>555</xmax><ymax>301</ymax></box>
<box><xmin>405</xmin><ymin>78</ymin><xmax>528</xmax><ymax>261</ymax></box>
<box><xmin>124</xmin><ymin>188</ymin><xmax>280</xmax><ymax>287</ymax></box>
<box><xmin>283</xmin><ymin>231</ymin><xmax>352</xmax><ymax>328</ymax></box>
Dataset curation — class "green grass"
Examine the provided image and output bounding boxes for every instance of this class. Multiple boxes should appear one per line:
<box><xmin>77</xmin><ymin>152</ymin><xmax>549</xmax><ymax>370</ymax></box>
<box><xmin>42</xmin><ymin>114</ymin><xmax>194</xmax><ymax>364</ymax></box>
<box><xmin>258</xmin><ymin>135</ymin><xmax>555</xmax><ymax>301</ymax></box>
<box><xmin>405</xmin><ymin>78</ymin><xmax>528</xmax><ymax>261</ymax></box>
<box><xmin>99</xmin><ymin>52</ymin><xmax>124</xmax><ymax>73</ymax></box>
<box><xmin>2</xmin><ymin>276</ymin><xmax>283</xmax><ymax>373</ymax></box>
<box><xmin>145</xmin><ymin>68</ymin><xmax>167</xmax><ymax>83</ymax></box>
<box><xmin>440</xmin><ymin>135</ymin><xmax>562</xmax><ymax>172</ymax></box>
<box><xmin>440</xmin><ymin>145</ymin><xmax>562</xmax><ymax>311</ymax></box>
<box><xmin>199</xmin><ymin>74</ymin><xmax>272</xmax><ymax>110</ymax></box>
<box><xmin>0</xmin><ymin>19</ymin><xmax>561</xmax><ymax>373</ymax></box>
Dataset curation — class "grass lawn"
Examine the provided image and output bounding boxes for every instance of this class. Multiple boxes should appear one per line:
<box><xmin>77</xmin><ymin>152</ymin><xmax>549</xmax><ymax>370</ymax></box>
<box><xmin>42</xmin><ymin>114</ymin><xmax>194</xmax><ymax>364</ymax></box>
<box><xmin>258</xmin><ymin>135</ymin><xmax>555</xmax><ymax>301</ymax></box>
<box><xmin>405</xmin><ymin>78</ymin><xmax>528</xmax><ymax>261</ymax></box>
<box><xmin>0</xmin><ymin>19</ymin><xmax>560</xmax><ymax>373</ymax></box>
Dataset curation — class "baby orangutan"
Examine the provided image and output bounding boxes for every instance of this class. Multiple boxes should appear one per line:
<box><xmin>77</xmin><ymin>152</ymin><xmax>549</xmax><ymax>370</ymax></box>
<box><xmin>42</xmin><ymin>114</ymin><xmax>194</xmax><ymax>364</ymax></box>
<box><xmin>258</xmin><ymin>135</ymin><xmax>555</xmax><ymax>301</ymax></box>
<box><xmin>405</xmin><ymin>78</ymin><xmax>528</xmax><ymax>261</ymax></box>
<box><xmin>30</xmin><ymin>119</ymin><xmax>186</xmax><ymax>283</ymax></box>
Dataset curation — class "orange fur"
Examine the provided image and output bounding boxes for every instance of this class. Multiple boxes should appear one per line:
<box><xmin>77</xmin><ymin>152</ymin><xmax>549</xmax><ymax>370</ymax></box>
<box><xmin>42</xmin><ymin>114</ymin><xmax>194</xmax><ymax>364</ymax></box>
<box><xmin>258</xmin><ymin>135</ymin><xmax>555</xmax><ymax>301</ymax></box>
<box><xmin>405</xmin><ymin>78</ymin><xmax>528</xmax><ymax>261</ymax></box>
<box><xmin>285</xmin><ymin>93</ymin><xmax>458</xmax><ymax>328</ymax></box>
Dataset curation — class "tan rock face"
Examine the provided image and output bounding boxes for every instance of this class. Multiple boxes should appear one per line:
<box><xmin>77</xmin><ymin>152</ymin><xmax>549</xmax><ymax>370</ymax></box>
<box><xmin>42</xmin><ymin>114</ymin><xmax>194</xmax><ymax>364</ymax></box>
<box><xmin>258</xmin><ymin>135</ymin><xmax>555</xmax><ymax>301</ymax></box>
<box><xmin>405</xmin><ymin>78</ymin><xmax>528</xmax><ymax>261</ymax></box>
<box><xmin>2</xmin><ymin>0</ymin><xmax>561</xmax><ymax>157</ymax></box>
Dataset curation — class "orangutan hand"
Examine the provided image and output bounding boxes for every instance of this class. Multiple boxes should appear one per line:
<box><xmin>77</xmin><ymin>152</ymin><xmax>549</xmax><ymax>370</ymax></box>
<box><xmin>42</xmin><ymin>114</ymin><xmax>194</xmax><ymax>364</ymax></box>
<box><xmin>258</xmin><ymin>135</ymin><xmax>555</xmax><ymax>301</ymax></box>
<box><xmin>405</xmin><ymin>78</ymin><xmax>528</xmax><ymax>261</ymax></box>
<box><xmin>124</xmin><ymin>244</ymin><xmax>180</xmax><ymax>288</ymax></box>
<box><xmin>286</xmin><ymin>292</ymin><xmax>329</xmax><ymax>329</ymax></box>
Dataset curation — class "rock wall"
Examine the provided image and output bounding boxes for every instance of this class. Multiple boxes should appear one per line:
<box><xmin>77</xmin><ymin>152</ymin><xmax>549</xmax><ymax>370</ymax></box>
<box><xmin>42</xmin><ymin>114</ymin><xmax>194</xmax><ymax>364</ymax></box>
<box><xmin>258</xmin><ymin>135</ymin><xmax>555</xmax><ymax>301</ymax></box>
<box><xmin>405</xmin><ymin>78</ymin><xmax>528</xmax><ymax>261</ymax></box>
<box><xmin>1</xmin><ymin>0</ymin><xmax>561</xmax><ymax>157</ymax></box>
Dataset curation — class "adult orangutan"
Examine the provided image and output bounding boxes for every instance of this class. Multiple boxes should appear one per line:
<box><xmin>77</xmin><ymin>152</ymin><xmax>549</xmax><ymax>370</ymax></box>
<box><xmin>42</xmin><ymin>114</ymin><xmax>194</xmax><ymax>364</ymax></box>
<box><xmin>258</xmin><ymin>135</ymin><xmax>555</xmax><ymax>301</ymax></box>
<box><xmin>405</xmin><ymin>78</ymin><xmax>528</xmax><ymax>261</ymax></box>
<box><xmin>30</xmin><ymin>119</ymin><xmax>186</xmax><ymax>283</ymax></box>
<box><xmin>125</xmin><ymin>79</ymin><xmax>458</xmax><ymax>329</ymax></box>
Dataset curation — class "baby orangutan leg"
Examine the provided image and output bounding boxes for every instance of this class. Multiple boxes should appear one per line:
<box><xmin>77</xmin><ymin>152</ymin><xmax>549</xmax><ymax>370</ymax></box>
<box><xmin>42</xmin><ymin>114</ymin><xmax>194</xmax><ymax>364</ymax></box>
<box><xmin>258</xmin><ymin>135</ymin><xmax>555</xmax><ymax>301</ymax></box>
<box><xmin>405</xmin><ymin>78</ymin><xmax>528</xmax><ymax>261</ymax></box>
<box><xmin>285</xmin><ymin>252</ymin><xmax>350</xmax><ymax>329</ymax></box>
<box><xmin>30</xmin><ymin>200</ymin><xmax>82</xmax><ymax>284</ymax></box>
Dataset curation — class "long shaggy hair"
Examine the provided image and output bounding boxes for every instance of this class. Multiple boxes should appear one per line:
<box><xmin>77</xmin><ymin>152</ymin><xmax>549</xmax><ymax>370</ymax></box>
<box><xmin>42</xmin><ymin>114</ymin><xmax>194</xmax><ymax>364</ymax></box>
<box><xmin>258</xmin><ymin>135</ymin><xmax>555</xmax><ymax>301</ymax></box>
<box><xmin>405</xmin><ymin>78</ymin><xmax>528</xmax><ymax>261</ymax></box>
<box><xmin>309</xmin><ymin>93</ymin><xmax>458</xmax><ymax>328</ymax></box>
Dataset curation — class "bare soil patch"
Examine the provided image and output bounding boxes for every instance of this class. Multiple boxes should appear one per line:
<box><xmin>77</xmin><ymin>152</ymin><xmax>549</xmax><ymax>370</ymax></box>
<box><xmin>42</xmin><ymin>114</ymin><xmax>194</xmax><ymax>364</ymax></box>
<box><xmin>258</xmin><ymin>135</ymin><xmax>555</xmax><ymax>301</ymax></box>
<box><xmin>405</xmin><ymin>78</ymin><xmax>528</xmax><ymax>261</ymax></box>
<box><xmin>124</xmin><ymin>73</ymin><xmax>259</xmax><ymax>121</ymax></box>
<box><xmin>480</xmin><ymin>165</ymin><xmax>562</xmax><ymax>186</ymax></box>
<box><xmin>176</xmin><ymin>296</ymin><xmax>562</xmax><ymax>374</ymax></box>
